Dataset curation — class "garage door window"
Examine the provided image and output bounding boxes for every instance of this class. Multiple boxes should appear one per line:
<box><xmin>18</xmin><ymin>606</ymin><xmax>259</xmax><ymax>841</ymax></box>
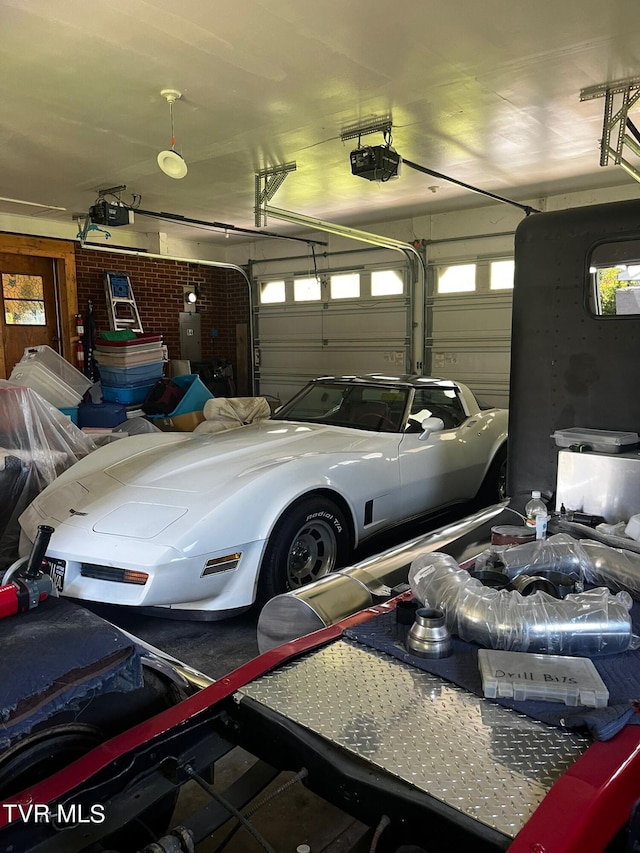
<box><xmin>2</xmin><ymin>273</ymin><xmax>46</xmax><ymax>325</ymax></box>
<box><xmin>437</xmin><ymin>264</ymin><xmax>476</xmax><ymax>294</ymax></box>
<box><xmin>260</xmin><ymin>280</ymin><xmax>286</xmax><ymax>304</ymax></box>
<box><xmin>490</xmin><ymin>260</ymin><xmax>514</xmax><ymax>290</ymax></box>
<box><xmin>294</xmin><ymin>276</ymin><xmax>322</xmax><ymax>302</ymax></box>
<box><xmin>371</xmin><ymin>269</ymin><xmax>403</xmax><ymax>296</ymax></box>
<box><xmin>330</xmin><ymin>273</ymin><xmax>360</xmax><ymax>299</ymax></box>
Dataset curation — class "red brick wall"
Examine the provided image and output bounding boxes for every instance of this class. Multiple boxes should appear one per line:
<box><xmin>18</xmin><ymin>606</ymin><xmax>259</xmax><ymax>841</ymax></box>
<box><xmin>75</xmin><ymin>248</ymin><xmax>251</xmax><ymax>389</ymax></box>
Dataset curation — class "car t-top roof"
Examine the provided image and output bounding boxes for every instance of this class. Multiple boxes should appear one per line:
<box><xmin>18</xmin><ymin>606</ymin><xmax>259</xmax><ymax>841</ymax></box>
<box><xmin>310</xmin><ymin>374</ymin><xmax>459</xmax><ymax>390</ymax></box>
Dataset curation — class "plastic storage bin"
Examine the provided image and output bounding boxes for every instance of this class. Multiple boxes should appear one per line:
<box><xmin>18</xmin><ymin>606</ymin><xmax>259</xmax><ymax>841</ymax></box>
<box><xmin>9</xmin><ymin>362</ymin><xmax>83</xmax><ymax>408</ymax></box>
<box><xmin>94</xmin><ymin>348</ymin><xmax>165</xmax><ymax>368</ymax></box>
<box><xmin>58</xmin><ymin>406</ymin><xmax>79</xmax><ymax>425</ymax></box>
<box><xmin>18</xmin><ymin>345</ymin><xmax>92</xmax><ymax>398</ymax></box>
<box><xmin>98</xmin><ymin>361</ymin><xmax>164</xmax><ymax>387</ymax></box>
<box><xmin>552</xmin><ymin>427</ymin><xmax>640</xmax><ymax>453</ymax></box>
<box><xmin>147</xmin><ymin>374</ymin><xmax>213</xmax><ymax>427</ymax></box>
<box><xmin>96</xmin><ymin>333</ymin><xmax>163</xmax><ymax>348</ymax></box>
<box><xmin>102</xmin><ymin>382</ymin><xmax>156</xmax><ymax>405</ymax></box>
<box><xmin>96</xmin><ymin>341</ymin><xmax>164</xmax><ymax>356</ymax></box>
<box><xmin>478</xmin><ymin>649</ymin><xmax>609</xmax><ymax>708</ymax></box>
<box><xmin>78</xmin><ymin>401</ymin><xmax>127</xmax><ymax>428</ymax></box>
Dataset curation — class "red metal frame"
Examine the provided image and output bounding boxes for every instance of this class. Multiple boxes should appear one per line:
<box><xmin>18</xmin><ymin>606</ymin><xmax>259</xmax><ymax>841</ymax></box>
<box><xmin>508</xmin><ymin>725</ymin><xmax>640</xmax><ymax>853</ymax></box>
<box><xmin>3</xmin><ymin>594</ymin><xmax>640</xmax><ymax>853</ymax></box>
<box><xmin>0</xmin><ymin>602</ymin><xmax>387</xmax><ymax>828</ymax></box>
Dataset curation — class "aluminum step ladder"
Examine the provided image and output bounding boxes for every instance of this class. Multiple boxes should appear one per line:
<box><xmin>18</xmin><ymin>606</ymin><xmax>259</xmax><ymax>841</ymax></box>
<box><xmin>104</xmin><ymin>272</ymin><xmax>144</xmax><ymax>333</ymax></box>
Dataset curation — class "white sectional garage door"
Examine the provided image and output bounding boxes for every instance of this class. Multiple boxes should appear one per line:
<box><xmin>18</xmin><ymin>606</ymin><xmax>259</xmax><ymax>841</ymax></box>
<box><xmin>253</xmin><ymin>252</ymin><xmax>514</xmax><ymax>410</ymax></box>
<box><xmin>255</xmin><ymin>265</ymin><xmax>411</xmax><ymax>405</ymax></box>
<box><xmin>425</xmin><ymin>257</ymin><xmax>513</xmax><ymax>409</ymax></box>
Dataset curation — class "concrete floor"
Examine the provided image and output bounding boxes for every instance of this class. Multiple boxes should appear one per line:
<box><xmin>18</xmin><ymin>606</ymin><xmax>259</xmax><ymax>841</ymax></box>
<box><xmin>172</xmin><ymin>750</ymin><xmax>371</xmax><ymax>853</ymax></box>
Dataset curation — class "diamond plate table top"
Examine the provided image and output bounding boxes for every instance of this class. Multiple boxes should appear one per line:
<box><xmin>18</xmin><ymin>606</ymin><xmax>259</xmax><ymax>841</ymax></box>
<box><xmin>237</xmin><ymin>639</ymin><xmax>590</xmax><ymax>838</ymax></box>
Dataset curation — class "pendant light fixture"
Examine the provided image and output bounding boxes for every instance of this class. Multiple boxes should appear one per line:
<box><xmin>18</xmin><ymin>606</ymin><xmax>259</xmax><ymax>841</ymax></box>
<box><xmin>157</xmin><ymin>89</ymin><xmax>188</xmax><ymax>179</ymax></box>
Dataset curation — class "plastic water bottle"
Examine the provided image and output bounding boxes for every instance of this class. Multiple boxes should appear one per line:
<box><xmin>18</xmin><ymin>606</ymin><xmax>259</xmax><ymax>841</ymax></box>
<box><xmin>525</xmin><ymin>490</ymin><xmax>548</xmax><ymax>539</ymax></box>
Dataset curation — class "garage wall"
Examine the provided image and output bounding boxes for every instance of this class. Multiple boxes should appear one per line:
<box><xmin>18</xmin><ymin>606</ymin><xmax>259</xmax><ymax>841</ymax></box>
<box><xmin>75</xmin><ymin>247</ymin><xmax>250</xmax><ymax>389</ymax></box>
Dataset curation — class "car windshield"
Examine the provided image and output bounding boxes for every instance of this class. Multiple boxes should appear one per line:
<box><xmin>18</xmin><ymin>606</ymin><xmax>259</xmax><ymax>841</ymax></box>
<box><xmin>275</xmin><ymin>382</ymin><xmax>409</xmax><ymax>432</ymax></box>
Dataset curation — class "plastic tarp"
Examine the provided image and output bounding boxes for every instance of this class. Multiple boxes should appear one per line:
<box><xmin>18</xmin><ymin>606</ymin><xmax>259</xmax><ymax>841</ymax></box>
<box><xmin>193</xmin><ymin>396</ymin><xmax>271</xmax><ymax>435</ymax></box>
<box><xmin>475</xmin><ymin>532</ymin><xmax>640</xmax><ymax>600</ymax></box>
<box><xmin>0</xmin><ymin>380</ymin><xmax>95</xmax><ymax>569</ymax></box>
<box><xmin>409</xmin><ymin>551</ymin><xmax>633</xmax><ymax>656</ymax></box>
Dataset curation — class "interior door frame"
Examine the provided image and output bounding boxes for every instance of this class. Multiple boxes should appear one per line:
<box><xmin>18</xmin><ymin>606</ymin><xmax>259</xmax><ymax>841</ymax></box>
<box><xmin>0</xmin><ymin>234</ymin><xmax>77</xmax><ymax>379</ymax></box>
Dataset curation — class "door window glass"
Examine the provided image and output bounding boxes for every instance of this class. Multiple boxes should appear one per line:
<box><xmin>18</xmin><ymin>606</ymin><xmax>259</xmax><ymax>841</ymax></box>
<box><xmin>588</xmin><ymin>241</ymin><xmax>640</xmax><ymax>316</ymax></box>
<box><xmin>408</xmin><ymin>387</ymin><xmax>466</xmax><ymax>430</ymax></box>
<box><xmin>2</xmin><ymin>273</ymin><xmax>46</xmax><ymax>325</ymax></box>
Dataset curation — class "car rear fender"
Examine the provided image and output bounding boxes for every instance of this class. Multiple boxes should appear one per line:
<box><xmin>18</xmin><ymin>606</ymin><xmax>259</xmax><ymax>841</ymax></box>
<box><xmin>483</xmin><ymin>434</ymin><xmax>508</xmax><ymax>479</ymax></box>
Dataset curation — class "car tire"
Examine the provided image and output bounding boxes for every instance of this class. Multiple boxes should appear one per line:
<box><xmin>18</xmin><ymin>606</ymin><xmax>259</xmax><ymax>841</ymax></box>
<box><xmin>258</xmin><ymin>497</ymin><xmax>350</xmax><ymax>603</ymax></box>
<box><xmin>476</xmin><ymin>444</ymin><xmax>508</xmax><ymax>505</ymax></box>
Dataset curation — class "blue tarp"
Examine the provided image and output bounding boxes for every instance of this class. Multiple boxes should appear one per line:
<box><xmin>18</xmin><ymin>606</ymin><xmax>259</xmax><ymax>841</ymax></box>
<box><xmin>0</xmin><ymin>597</ymin><xmax>142</xmax><ymax>749</ymax></box>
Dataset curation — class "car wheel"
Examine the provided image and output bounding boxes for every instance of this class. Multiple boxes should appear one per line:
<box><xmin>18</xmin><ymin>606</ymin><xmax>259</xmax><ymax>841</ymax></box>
<box><xmin>476</xmin><ymin>444</ymin><xmax>508</xmax><ymax>505</ymax></box>
<box><xmin>258</xmin><ymin>497</ymin><xmax>350</xmax><ymax>602</ymax></box>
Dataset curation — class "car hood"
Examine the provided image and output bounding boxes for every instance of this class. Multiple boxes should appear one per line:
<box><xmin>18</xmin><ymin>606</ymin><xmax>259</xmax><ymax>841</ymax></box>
<box><xmin>102</xmin><ymin>420</ymin><xmax>381</xmax><ymax>491</ymax></box>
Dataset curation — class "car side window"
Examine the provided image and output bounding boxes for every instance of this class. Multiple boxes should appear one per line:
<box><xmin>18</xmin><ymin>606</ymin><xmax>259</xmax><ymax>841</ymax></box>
<box><xmin>406</xmin><ymin>388</ymin><xmax>466</xmax><ymax>431</ymax></box>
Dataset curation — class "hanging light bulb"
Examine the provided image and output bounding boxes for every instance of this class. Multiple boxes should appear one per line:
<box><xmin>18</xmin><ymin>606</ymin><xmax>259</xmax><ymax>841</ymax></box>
<box><xmin>157</xmin><ymin>89</ymin><xmax>188</xmax><ymax>179</ymax></box>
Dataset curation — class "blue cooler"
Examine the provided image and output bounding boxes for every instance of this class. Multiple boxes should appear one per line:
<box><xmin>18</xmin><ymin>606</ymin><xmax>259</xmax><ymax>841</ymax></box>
<box><xmin>78</xmin><ymin>400</ymin><xmax>128</xmax><ymax>428</ymax></box>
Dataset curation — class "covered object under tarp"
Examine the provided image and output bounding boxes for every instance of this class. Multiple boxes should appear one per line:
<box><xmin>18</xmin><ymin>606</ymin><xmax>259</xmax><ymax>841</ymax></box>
<box><xmin>193</xmin><ymin>396</ymin><xmax>272</xmax><ymax>434</ymax></box>
<box><xmin>0</xmin><ymin>381</ymin><xmax>95</xmax><ymax>570</ymax></box>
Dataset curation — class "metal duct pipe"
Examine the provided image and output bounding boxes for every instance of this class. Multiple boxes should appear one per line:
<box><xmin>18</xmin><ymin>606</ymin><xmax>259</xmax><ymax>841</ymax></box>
<box><xmin>257</xmin><ymin>501</ymin><xmax>507</xmax><ymax>653</ymax></box>
<box><xmin>409</xmin><ymin>552</ymin><xmax>633</xmax><ymax>656</ymax></box>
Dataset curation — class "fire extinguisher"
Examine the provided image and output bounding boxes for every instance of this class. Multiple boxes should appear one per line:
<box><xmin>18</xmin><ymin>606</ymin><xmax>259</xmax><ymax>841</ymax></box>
<box><xmin>75</xmin><ymin>312</ymin><xmax>85</xmax><ymax>370</ymax></box>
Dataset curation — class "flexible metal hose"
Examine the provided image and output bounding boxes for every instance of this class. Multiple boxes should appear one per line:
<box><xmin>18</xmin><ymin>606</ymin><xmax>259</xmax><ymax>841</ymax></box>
<box><xmin>409</xmin><ymin>552</ymin><xmax>633</xmax><ymax>655</ymax></box>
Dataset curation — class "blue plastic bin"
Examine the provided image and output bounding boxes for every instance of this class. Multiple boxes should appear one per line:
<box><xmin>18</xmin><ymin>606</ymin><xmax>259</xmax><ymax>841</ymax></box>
<box><xmin>58</xmin><ymin>406</ymin><xmax>79</xmax><ymax>425</ymax></box>
<box><xmin>98</xmin><ymin>360</ymin><xmax>164</xmax><ymax>387</ymax></box>
<box><xmin>102</xmin><ymin>382</ymin><xmax>155</xmax><ymax>405</ymax></box>
<box><xmin>78</xmin><ymin>401</ymin><xmax>127</xmax><ymax>428</ymax></box>
<box><xmin>148</xmin><ymin>374</ymin><xmax>213</xmax><ymax>419</ymax></box>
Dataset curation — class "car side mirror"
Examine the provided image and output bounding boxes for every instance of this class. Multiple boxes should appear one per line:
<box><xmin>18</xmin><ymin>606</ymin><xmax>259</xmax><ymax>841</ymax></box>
<box><xmin>418</xmin><ymin>416</ymin><xmax>445</xmax><ymax>441</ymax></box>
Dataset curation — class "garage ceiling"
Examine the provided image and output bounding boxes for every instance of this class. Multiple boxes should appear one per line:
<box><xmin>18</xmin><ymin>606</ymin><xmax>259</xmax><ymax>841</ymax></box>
<box><xmin>2</xmin><ymin>0</ymin><xmax>640</xmax><ymax>242</ymax></box>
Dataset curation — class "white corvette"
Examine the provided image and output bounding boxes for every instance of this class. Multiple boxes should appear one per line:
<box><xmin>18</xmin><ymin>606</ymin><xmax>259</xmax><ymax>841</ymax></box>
<box><xmin>19</xmin><ymin>375</ymin><xmax>507</xmax><ymax>619</ymax></box>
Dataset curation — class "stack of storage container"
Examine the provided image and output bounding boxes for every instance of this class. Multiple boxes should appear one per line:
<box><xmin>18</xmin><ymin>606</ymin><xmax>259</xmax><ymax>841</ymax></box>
<box><xmin>94</xmin><ymin>333</ymin><xmax>166</xmax><ymax>408</ymax></box>
<box><xmin>9</xmin><ymin>346</ymin><xmax>92</xmax><ymax>424</ymax></box>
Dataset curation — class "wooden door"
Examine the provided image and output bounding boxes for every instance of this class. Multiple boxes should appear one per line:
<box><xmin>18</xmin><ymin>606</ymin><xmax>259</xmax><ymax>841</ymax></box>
<box><xmin>0</xmin><ymin>253</ymin><xmax>59</xmax><ymax>376</ymax></box>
